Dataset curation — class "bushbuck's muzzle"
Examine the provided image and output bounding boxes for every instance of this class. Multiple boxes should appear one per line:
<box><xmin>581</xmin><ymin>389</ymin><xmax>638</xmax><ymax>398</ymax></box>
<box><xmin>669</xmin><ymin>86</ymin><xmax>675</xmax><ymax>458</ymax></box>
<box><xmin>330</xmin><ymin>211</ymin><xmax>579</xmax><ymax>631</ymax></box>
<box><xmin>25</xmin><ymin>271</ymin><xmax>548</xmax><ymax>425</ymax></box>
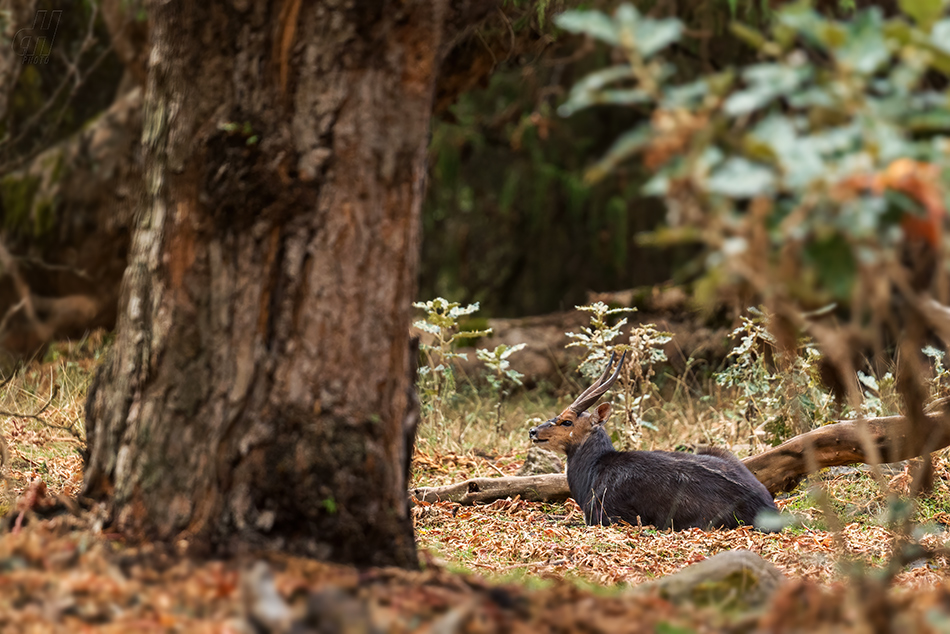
<box><xmin>528</xmin><ymin>419</ymin><xmax>554</xmax><ymax>442</ymax></box>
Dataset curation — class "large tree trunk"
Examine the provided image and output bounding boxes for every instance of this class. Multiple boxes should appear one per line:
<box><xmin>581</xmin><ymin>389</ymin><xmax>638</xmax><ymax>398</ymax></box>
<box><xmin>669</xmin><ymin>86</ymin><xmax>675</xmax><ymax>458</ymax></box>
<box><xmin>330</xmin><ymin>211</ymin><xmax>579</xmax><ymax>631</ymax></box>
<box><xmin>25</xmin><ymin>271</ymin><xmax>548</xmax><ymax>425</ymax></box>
<box><xmin>84</xmin><ymin>0</ymin><xmax>446</xmax><ymax>567</ymax></box>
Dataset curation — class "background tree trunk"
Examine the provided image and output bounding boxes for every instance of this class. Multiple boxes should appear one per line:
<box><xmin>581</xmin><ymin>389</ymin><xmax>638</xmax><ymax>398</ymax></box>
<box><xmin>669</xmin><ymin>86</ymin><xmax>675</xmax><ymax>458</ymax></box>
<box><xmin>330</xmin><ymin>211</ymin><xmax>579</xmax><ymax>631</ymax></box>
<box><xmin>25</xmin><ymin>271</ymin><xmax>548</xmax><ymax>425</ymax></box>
<box><xmin>0</xmin><ymin>87</ymin><xmax>140</xmax><ymax>369</ymax></box>
<box><xmin>0</xmin><ymin>0</ymin><xmax>39</xmax><ymax>120</ymax></box>
<box><xmin>84</xmin><ymin>0</ymin><xmax>446</xmax><ymax>567</ymax></box>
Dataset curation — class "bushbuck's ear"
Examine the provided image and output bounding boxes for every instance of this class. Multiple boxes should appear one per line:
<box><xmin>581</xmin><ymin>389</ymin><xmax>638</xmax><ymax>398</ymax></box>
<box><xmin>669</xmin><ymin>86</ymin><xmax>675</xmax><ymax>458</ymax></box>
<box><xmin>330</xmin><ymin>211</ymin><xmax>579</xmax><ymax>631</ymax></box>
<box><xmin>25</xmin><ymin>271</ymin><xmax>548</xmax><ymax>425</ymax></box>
<box><xmin>592</xmin><ymin>402</ymin><xmax>612</xmax><ymax>425</ymax></box>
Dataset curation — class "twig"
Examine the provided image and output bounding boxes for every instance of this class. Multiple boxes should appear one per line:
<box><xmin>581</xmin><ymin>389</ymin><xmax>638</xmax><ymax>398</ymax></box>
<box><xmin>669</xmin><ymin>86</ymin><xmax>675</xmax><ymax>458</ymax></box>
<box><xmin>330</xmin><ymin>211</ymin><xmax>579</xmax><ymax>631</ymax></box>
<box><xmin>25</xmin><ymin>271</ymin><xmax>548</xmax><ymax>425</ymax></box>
<box><xmin>485</xmin><ymin>460</ymin><xmax>506</xmax><ymax>477</ymax></box>
<box><xmin>36</xmin><ymin>414</ymin><xmax>84</xmax><ymax>443</ymax></box>
<box><xmin>496</xmin><ymin>7</ymin><xmax>515</xmax><ymax>64</ymax></box>
<box><xmin>11</xmin><ymin>445</ymin><xmax>43</xmax><ymax>469</ymax></box>
<box><xmin>0</xmin><ymin>238</ymin><xmax>36</xmax><ymax>324</ymax></box>
<box><xmin>0</xmin><ymin>370</ymin><xmax>57</xmax><ymax>421</ymax></box>
<box><xmin>0</xmin><ymin>372</ymin><xmax>16</xmax><ymax>392</ymax></box>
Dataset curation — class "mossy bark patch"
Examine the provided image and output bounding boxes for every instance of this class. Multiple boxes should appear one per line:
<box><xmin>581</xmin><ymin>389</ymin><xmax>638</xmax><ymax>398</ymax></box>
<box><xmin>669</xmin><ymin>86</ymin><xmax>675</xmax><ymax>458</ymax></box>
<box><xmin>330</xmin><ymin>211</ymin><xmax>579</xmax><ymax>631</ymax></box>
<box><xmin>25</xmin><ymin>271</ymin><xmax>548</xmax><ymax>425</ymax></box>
<box><xmin>1</xmin><ymin>174</ymin><xmax>41</xmax><ymax>232</ymax></box>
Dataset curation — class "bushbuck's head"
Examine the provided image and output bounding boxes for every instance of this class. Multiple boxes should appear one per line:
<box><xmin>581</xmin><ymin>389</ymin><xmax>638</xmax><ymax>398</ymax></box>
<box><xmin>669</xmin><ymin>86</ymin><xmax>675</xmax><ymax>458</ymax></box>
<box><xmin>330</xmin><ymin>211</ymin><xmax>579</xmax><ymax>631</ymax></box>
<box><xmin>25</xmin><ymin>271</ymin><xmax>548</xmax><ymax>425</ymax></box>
<box><xmin>528</xmin><ymin>352</ymin><xmax>626</xmax><ymax>454</ymax></box>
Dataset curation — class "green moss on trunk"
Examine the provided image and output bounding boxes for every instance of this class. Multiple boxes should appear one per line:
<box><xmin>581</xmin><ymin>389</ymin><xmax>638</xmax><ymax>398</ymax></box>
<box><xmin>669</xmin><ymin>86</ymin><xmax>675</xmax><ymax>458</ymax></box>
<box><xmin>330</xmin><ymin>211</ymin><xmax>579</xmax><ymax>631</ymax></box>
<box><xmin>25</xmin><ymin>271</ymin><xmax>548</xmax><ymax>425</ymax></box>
<box><xmin>0</xmin><ymin>174</ymin><xmax>41</xmax><ymax>231</ymax></box>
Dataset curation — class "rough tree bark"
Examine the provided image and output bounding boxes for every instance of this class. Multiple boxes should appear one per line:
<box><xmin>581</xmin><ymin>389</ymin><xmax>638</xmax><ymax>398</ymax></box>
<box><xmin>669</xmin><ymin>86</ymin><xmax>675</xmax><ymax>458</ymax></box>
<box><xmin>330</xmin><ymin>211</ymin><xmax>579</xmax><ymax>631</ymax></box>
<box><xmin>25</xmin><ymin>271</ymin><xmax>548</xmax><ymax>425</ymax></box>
<box><xmin>84</xmin><ymin>0</ymin><xmax>448</xmax><ymax>567</ymax></box>
<box><xmin>411</xmin><ymin>408</ymin><xmax>950</xmax><ymax>504</ymax></box>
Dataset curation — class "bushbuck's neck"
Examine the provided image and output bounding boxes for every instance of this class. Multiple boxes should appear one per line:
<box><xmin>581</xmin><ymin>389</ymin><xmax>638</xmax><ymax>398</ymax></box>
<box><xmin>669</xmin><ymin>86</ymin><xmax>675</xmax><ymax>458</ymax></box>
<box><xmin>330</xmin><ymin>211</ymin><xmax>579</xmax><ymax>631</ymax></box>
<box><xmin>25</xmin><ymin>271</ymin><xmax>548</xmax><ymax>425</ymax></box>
<box><xmin>565</xmin><ymin>426</ymin><xmax>616</xmax><ymax>520</ymax></box>
<box><xmin>565</xmin><ymin>425</ymin><xmax>615</xmax><ymax>463</ymax></box>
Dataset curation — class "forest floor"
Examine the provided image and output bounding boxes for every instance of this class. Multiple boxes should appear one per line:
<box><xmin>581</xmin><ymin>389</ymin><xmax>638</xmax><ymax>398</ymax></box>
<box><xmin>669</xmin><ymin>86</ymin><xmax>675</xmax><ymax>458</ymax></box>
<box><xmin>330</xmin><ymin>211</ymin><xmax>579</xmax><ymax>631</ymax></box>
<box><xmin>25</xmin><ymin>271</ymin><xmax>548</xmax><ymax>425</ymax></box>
<box><xmin>0</xmin><ymin>339</ymin><xmax>948</xmax><ymax>632</ymax></box>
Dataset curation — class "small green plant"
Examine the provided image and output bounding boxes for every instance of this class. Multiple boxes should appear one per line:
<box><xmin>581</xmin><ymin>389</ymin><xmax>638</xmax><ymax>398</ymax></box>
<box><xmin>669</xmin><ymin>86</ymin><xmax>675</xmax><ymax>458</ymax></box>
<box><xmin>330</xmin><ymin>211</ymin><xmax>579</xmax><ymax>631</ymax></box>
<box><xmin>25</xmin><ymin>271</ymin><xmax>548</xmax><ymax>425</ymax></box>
<box><xmin>476</xmin><ymin>343</ymin><xmax>527</xmax><ymax>433</ymax></box>
<box><xmin>715</xmin><ymin>307</ymin><xmax>784</xmax><ymax>433</ymax></box>
<box><xmin>413</xmin><ymin>297</ymin><xmax>492</xmax><ymax>432</ymax></box>
<box><xmin>856</xmin><ymin>370</ymin><xmax>896</xmax><ymax>418</ymax></box>
<box><xmin>566</xmin><ymin>302</ymin><xmax>633</xmax><ymax>382</ymax></box>
<box><xmin>619</xmin><ymin>321</ymin><xmax>672</xmax><ymax>447</ymax></box>
<box><xmin>217</xmin><ymin>120</ymin><xmax>259</xmax><ymax>145</ymax></box>
<box><xmin>715</xmin><ymin>307</ymin><xmax>834</xmax><ymax>446</ymax></box>
<box><xmin>922</xmin><ymin>345</ymin><xmax>950</xmax><ymax>399</ymax></box>
<box><xmin>713</xmin><ymin>307</ymin><xmax>900</xmax><ymax>445</ymax></box>
<box><xmin>566</xmin><ymin>302</ymin><xmax>671</xmax><ymax>448</ymax></box>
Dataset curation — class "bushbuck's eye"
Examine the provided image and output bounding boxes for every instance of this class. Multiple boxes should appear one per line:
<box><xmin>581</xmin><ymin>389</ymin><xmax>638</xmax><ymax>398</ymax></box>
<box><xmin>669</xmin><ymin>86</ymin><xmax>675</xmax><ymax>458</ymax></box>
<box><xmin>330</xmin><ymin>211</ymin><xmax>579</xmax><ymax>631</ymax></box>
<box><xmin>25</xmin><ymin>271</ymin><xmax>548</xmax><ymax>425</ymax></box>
<box><xmin>560</xmin><ymin>419</ymin><xmax>573</xmax><ymax>426</ymax></box>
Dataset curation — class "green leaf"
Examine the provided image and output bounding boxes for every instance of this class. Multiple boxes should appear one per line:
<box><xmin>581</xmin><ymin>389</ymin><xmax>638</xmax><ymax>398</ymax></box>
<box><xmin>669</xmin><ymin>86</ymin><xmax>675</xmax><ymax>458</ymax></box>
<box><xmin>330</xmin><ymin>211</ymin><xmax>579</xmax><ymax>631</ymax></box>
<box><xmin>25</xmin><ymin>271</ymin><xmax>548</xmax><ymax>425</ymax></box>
<box><xmin>904</xmin><ymin>109</ymin><xmax>950</xmax><ymax>132</ymax></box>
<box><xmin>554</xmin><ymin>9</ymin><xmax>618</xmax><ymax>45</ymax></box>
<box><xmin>597</xmin><ymin>88</ymin><xmax>652</xmax><ymax>105</ymax></box>
<box><xmin>724</xmin><ymin>63</ymin><xmax>808</xmax><ymax>116</ymax></box>
<box><xmin>614</xmin><ymin>3</ymin><xmax>642</xmax><ymax>39</ymax></box>
<box><xmin>730</xmin><ymin>21</ymin><xmax>767</xmax><ymax>50</ymax></box>
<box><xmin>804</xmin><ymin>234</ymin><xmax>857</xmax><ymax>300</ymax></box>
<box><xmin>930</xmin><ymin>18</ymin><xmax>950</xmax><ymax>53</ymax></box>
<box><xmin>884</xmin><ymin>19</ymin><xmax>915</xmax><ymax>45</ymax></box>
<box><xmin>558</xmin><ymin>65</ymin><xmax>637</xmax><ymax>116</ymax></box>
<box><xmin>723</xmin><ymin>87</ymin><xmax>776</xmax><ymax>116</ymax></box>
<box><xmin>613</xmin><ymin>3</ymin><xmax>683</xmax><ymax>57</ymax></box>
<box><xmin>706</xmin><ymin>157</ymin><xmax>776</xmax><ymax>198</ymax></box>
<box><xmin>777</xmin><ymin>3</ymin><xmax>830</xmax><ymax>45</ymax></box>
<box><xmin>643</xmin><ymin>172</ymin><xmax>670</xmax><ymax>196</ymax></box>
<box><xmin>752</xmin><ymin>115</ymin><xmax>797</xmax><ymax>151</ymax></box>
<box><xmin>635</xmin><ymin>18</ymin><xmax>684</xmax><ymax>58</ymax></box>
<box><xmin>787</xmin><ymin>87</ymin><xmax>834</xmax><ymax>108</ymax></box>
<box><xmin>502</xmin><ymin>342</ymin><xmax>527</xmax><ymax>358</ymax></box>
<box><xmin>920</xmin><ymin>40</ymin><xmax>950</xmax><ymax>75</ymax></box>
<box><xmin>663</xmin><ymin>79</ymin><xmax>710</xmax><ymax>108</ymax></box>
<box><xmin>884</xmin><ymin>188</ymin><xmax>925</xmax><ymax>218</ymax></box>
<box><xmin>584</xmin><ymin>125</ymin><xmax>652</xmax><ymax>183</ymax></box>
<box><xmin>570</xmin><ymin>65</ymin><xmax>635</xmax><ymax>94</ymax></box>
<box><xmin>899</xmin><ymin>0</ymin><xmax>945</xmax><ymax>30</ymax></box>
<box><xmin>840</xmin><ymin>196</ymin><xmax>887</xmax><ymax>239</ymax></box>
<box><xmin>751</xmin><ymin>116</ymin><xmax>826</xmax><ymax>189</ymax></box>
<box><xmin>834</xmin><ymin>8</ymin><xmax>888</xmax><ymax>73</ymax></box>
<box><xmin>413</xmin><ymin>321</ymin><xmax>441</xmax><ymax>335</ymax></box>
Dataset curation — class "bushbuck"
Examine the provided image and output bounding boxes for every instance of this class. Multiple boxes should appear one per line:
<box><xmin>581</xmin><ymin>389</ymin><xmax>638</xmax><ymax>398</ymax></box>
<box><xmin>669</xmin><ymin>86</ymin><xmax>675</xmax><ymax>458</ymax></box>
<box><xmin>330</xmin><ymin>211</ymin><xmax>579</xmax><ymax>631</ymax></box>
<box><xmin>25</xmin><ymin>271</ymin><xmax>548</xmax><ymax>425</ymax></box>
<box><xmin>529</xmin><ymin>352</ymin><xmax>778</xmax><ymax>531</ymax></box>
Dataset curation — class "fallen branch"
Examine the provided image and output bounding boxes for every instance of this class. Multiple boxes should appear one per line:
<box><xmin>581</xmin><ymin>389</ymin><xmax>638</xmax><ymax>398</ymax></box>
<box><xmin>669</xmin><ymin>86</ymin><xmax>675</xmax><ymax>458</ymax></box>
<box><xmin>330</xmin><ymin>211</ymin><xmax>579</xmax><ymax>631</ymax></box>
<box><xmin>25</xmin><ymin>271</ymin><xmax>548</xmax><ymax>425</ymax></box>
<box><xmin>411</xmin><ymin>408</ymin><xmax>950</xmax><ymax>504</ymax></box>
<box><xmin>410</xmin><ymin>474</ymin><xmax>570</xmax><ymax>505</ymax></box>
<box><xmin>744</xmin><ymin>408</ymin><xmax>950</xmax><ymax>494</ymax></box>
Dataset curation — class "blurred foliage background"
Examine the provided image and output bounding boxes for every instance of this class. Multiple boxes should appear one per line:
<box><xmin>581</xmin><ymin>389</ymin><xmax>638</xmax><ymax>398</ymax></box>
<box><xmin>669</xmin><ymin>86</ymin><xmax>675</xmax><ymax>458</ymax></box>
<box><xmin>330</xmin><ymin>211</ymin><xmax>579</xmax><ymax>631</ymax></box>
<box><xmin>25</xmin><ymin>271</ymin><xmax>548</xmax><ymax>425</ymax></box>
<box><xmin>0</xmin><ymin>0</ymin><xmax>929</xmax><ymax>320</ymax></box>
<box><xmin>421</xmin><ymin>0</ymin><xmax>867</xmax><ymax>316</ymax></box>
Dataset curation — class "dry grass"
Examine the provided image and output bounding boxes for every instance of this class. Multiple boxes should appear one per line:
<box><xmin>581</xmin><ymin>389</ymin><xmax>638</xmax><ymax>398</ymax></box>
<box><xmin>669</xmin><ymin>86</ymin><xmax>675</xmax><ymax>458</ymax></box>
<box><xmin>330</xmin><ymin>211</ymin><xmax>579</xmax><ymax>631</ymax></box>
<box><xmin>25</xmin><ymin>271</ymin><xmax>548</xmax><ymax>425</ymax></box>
<box><xmin>0</xmin><ymin>332</ymin><xmax>108</xmax><ymax>514</ymax></box>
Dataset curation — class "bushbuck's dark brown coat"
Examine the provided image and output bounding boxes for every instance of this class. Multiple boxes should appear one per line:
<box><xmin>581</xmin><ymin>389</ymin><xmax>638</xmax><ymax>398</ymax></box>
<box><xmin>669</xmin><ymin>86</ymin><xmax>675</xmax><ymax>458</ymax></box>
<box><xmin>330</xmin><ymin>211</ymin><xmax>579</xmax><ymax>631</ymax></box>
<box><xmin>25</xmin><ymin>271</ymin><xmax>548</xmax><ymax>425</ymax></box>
<box><xmin>529</xmin><ymin>354</ymin><xmax>778</xmax><ymax>531</ymax></box>
<box><xmin>562</xmin><ymin>411</ymin><xmax>778</xmax><ymax>530</ymax></box>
